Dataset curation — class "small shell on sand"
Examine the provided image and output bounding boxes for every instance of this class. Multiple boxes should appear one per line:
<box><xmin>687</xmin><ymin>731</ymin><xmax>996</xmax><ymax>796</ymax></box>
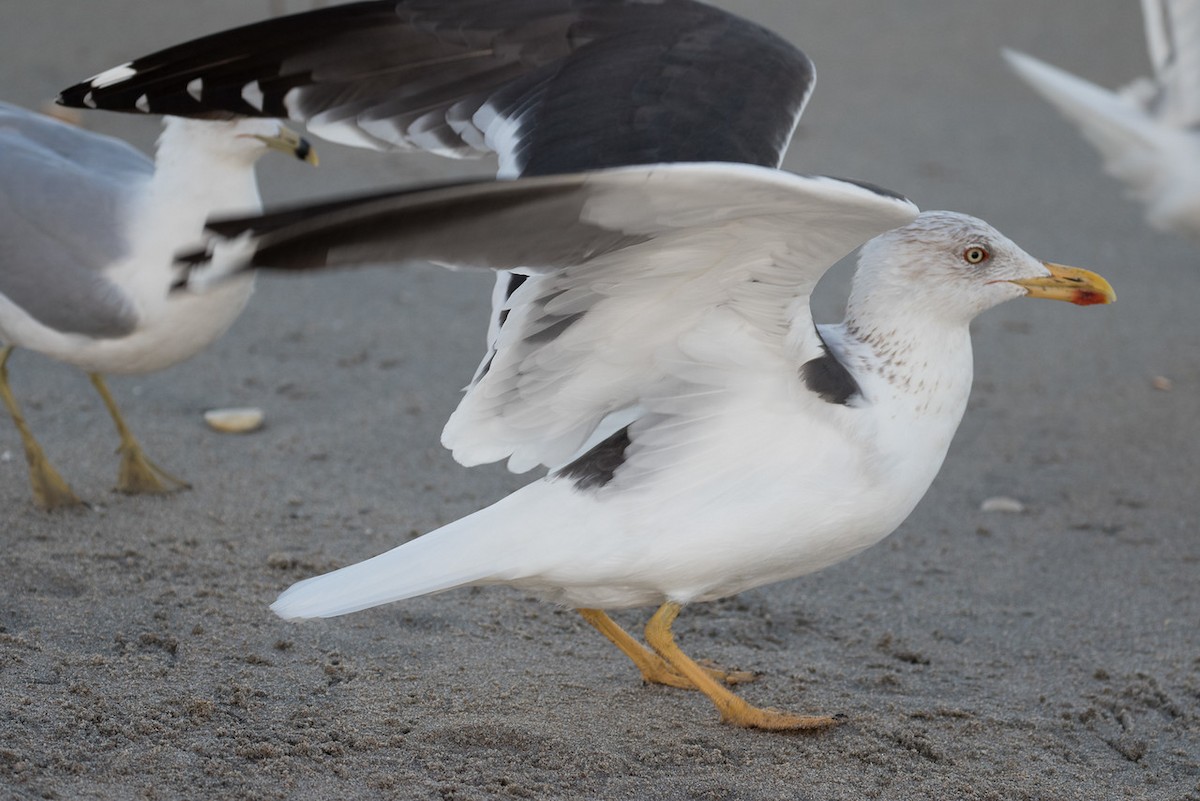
<box><xmin>980</xmin><ymin>496</ymin><xmax>1026</xmax><ymax>514</ymax></box>
<box><xmin>204</xmin><ymin>407</ymin><xmax>265</xmax><ymax>434</ymax></box>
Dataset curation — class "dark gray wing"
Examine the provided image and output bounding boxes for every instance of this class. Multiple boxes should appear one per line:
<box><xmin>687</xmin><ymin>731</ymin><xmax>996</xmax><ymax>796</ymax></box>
<box><xmin>0</xmin><ymin>103</ymin><xmax>147</xmax><ymax>338</ymax></box>
<box><xmin>58</xmin><ymin>0</ymin><xmax>813</xmax><ymax>176</ymax></box>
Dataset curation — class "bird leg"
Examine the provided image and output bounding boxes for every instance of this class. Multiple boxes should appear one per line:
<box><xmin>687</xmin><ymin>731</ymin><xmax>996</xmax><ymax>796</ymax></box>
<box><xmin>577</xmin><ymin>608</ymin><xmax>756</xmax><ymax>689</ymax></box>
<box><xmin>88</xmin><ymin>373</ymin><xmax>190</xmax><ymax>495</ymax></box>
<box><xmin>0</xmin><ymin>347</ymin><xmax>83</xmax><ymax>509</ymax></box>
<box><xmin>644</xmin><ymin>601</ymin><xmax>841</xmax><ymax>731</ymax></box>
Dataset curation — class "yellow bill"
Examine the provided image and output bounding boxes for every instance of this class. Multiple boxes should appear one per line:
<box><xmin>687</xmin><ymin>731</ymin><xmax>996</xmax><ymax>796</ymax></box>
<box><xmin>1008</xmin><ymin>262</ymin><xmax>1116</xmax><ymax>306</ymax></box>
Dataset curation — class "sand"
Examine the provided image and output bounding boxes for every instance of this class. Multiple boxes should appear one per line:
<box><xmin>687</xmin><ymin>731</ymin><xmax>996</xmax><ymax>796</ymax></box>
<box><xmin>2</xmin><ymin>1</ymin><xmax>1197</xmax><ymax>799</ymax></box>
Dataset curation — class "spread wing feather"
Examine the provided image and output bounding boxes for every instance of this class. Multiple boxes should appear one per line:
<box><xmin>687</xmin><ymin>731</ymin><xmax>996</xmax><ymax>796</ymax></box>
<box><xmin>193</xmin><ymin>162</ymin><xmax>918</xmax><ymax>471</ymax></box>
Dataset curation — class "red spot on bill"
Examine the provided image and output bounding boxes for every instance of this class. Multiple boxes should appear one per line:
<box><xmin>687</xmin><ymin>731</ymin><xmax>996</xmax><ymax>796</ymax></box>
<box><xmin>1072</xmin><ymin>290</ymin><xmax>1110</xmax><ymax>306</ymax></box>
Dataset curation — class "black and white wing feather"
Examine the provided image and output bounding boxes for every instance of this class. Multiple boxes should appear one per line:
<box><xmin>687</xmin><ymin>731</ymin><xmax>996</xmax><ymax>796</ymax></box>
<box><xmin>0</xmin><ymin>103</ymin><xmax>149</xmax><ymax>338</ymax></box>
<box><xmin>58</xmin><ymin>0</ymin><xmax>813</xmax><ymax>177</ymax></box>
<box><xmin>188</xmin><ymin>163</ymin><xmax>918</xmax><ymax>472</ymax></box>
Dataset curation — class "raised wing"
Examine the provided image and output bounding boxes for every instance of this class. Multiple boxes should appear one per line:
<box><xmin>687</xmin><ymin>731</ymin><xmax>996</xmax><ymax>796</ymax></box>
<box><xmin>0</xmin><ymin>103</ymin><xmax>147</xmax><ymax>337</ymax></box>
<box><xmin>58</xmin><ymin>0</ymin><xmax>813</xmax><ymax>177</ymax></box>
<box><xmin>188</xmin><ymin>163</ymin><xmax>918</xmax><ymax>470</ymax></box>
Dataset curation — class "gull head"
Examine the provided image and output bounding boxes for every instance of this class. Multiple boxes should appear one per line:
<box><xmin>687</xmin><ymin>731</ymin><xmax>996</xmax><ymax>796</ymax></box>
<box><xmin>849</xmin><ymin>211</ymin><xmax>1114</xmax><ymax>326</ymax></box>
<box><xmin>162</xmin><ymin>116</ymin><xmax>318</xmax><ymax>166</ymax></box>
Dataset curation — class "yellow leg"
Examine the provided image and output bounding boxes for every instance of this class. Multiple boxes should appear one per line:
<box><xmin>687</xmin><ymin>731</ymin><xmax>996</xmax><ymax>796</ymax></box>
<box><xmin>579</xmin><ymin>608</ymin><xmax>756</xmax><ymax>689</ymax></box>
<box><xmin>88</xmin><ymin>373</ymin><xmax>190</xmax><ymax>495</ymax></box>
<box><xmin>0</xmin><ymin>347</ymin><xmax>83</xmax><ymax>509</ymax></box>
<box><xmin>644</xmin><ymin>601</ymin><xmax>841</xmax><ymax>731</ymax></box>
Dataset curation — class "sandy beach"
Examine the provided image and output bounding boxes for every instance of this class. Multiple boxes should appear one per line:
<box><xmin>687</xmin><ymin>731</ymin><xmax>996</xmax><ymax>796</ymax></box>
<box><xmin>2</xmin><ymin>1</ymin><xmax>1197</xmax><ymax>798</ymax></box>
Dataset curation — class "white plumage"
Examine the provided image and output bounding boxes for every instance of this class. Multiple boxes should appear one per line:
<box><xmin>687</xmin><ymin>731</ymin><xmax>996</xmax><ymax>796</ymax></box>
<box><xmin>76</xmin><ymin>0</ymin><xmax>1118</xmax><ymax>730</ymax></box>
<box><xmin>192</xmin><ymin>162</ymin><xmax>1117</xmax><ymax>729</ymax></box>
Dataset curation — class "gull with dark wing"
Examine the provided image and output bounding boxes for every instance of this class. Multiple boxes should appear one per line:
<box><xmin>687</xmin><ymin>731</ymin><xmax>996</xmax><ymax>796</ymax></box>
<box><xmin>0</xmin><ymin>102</ymin><xmax>315</xmax><ymax>509</ymax></box>
<box><xmin>180</xmin><ymin>163</ymin><xmax>1115</xmax><ymax>730</ymax></box>
<box><xmin>1005</xmin><ymin>0</ymin><xmax>1200</xmax><ymax>242</ymax></box>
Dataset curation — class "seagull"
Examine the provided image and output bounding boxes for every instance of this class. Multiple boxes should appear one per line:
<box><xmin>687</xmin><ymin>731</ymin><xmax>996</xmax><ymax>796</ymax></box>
<box><xmin>0</xmin><ymin>101</ymin><xmax>316</xmax><ymax>509</ymax></box>
<box><xmin>179</xmin><ymin>162</ymin><xmax>1116</xmax><ymax>730</ymax></box>
<box><xmin>65</xmin><ymin>0</ymin><xmax>1116</xmax><ymax>728</ymax></box>
<box><xmin>1004</xmin><ymin>0</ymin><xmax>1200</xmax><ymax>242</ymax></box>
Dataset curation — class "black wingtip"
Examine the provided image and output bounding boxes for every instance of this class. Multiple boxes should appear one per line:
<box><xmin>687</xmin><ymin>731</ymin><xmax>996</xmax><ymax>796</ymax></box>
<box><xmin>54</xmin><ymin>2</ymin><xmax>395</xmax><ymax>117</ymax></box>
<box><xmin>56</xmin><ymin>83</ymin><xmax>91</xmax><ymax>110</ymax></box>
<box><xmin>174</xmin><ymin>246</ymin><xmax>214</xmax><ymax>270</ymax></box>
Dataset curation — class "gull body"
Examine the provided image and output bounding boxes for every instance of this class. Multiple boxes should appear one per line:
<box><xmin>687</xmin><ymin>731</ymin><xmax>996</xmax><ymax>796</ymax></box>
<box><xmin>272</xmin><ymin>213</ymin><xmax>986</xmax><ymax>613</ymax></box>
<box><xmin>58</xmin><ymin>0</ymin><xmax>1117</xmax><ymax>731</ymax></box>
<box><xmin>275</xmin><ymin>311</ymin><xmax>968</xmax><ymax>613</ymax></box>
<box><xmin>185</xmin><ymin>163</ymin><xmax>1114</xmax><ymax>728</ymax></box>
<box><xmin>63</xmin><ymin>0</ymin><xmax>1113</xmax><ymax>733</ymax></box>
<box><xmin>0</xmin><ymin>103</ymin><xmax>313</xmax><ymax>506</ymax></box>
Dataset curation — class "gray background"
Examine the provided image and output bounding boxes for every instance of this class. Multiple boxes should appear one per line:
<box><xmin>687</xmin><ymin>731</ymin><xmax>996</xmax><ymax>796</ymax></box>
<box><xmin>2</xmin><ymin>2</ymin><xmax>1197</xmax><ymax>799</ymax></box>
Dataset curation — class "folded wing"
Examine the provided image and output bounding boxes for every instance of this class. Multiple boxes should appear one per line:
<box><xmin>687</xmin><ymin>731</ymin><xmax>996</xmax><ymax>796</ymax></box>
<box><xmin>0</xmin><ymin>103</ymin><xmax>148</xmax><ymax>337</ymax></box>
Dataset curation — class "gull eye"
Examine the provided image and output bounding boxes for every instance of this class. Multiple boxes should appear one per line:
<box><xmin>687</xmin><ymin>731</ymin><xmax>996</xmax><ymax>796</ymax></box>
<box><xmin>963</xmin><ymin>246</ymin><xmax>990</xmax><ymax>265</ymax></box>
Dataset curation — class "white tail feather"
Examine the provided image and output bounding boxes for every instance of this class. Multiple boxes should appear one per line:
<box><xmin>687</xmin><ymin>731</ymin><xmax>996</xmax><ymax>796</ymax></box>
<box><xmin>1004</xmin><ymin>48</ymin><xmax>1200</xmax><ymax>239</ymax></box>
<box><xmin>1003</xmin><ymin>49</ymin><xmax>1166</xmax><ymax>176</ymax></box>
<box><xmin>271</xmin><ymin>510</ymin><xmax>518</xmax><ymax>620</ymax></box>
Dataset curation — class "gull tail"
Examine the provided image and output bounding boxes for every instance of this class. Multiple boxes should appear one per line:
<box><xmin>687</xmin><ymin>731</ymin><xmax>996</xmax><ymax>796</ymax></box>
<box><xmin>1004</xmin><ymin>48</ymin><xmax>1200</xmax><ymax>237</ymax></box>
<box><xmin>271</xmin><ymin>494</ymin><xmax>537</xmax><ymax>620</ymax></box>
<box><xmin>1002</xmin><ymin>49</ymin><xmax>1189</xmax><ymax>202</ymax></box>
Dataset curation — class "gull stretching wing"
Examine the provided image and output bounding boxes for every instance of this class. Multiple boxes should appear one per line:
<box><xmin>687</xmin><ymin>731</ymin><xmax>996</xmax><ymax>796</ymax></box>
<box><xmin>193</xmin><ymin>162</ymin><xmax>1114</xmax><ymax>730</ymax></box>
